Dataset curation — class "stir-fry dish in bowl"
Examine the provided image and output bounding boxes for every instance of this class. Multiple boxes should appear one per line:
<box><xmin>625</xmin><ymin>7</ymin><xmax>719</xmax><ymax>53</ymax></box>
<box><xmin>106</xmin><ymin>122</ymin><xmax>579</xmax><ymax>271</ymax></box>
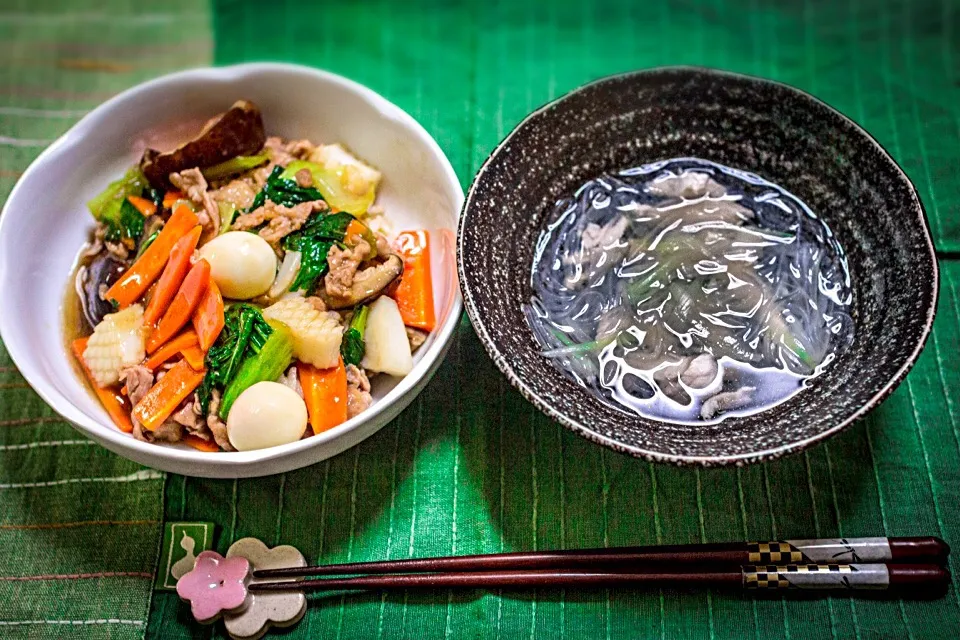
<box><xmin>68</xmin><ymin>100</ymin><xmax>436</xmax><ymax>452</ymax></box>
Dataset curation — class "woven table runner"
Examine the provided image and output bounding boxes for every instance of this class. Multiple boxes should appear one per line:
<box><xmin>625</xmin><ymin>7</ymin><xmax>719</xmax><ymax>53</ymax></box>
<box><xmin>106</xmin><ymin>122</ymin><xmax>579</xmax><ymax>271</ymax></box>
<box><xmin>0</xmin><ymin>0</ymin><xmax>211</xmax><ymax>637</ymax></box>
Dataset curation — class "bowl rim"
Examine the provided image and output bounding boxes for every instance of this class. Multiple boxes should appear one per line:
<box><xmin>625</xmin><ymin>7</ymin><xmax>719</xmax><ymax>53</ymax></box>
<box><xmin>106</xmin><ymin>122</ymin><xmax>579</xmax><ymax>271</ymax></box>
<box><xmin>0</xmin><ymin>62</ymin><xmax>464</xmax><ymax>468</ymax></box>
<box><xmin>457</xmin><ymin>65</ymin><xmax>939</xmax><ymax>466</ymax></box>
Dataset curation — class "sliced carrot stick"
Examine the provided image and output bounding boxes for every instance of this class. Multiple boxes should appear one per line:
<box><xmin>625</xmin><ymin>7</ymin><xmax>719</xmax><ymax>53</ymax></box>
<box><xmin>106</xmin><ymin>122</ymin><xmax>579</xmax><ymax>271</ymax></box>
<box><xmin>298</xmin><ymin>359</ymin><xmax>348</xmax><ymax>434</ymax></box>
<box><xmin>71</xmin><ymin>337</ymin><xmax>133</xmax><ymax>433</ymax></box>
<box><xmin>183</xmin><ymin>434</ymin><xmax>220</xmax><ymax>452</ymax></box>
<box><xmin>146</xmin><ymin>259</ymin><xmax>210</xmax><ymax>354</ymax></box>
<box><xmin>142</xmin><ymin>330</ymin><xmax>198</xmax><ymax>371</ymax></box>
<box><xmin>132</xmin><ymin>360</ymin><xmax>206</xmax><ymax>431</ymax></box>
<box><xmin>181</xmin><ymin>345</ymin><xmax>205</xmax><ymax>371</ymax></box>
<box><xmin>143</xmin><ymin>225</ymin><xmax>202</xmax><ymax>326</ymax></box>
<box><xmin>127</xmin><ymin>195</ymin><xmax>157</xmax><ymax>218</ymax></box>
<box><xmin>162</xmin><ymin>190</ymin><xmax>185</xmax><ymax>209</ymax></box>
<box><xmin>392</xmin><ymin>230</ymin><xmax>436</xmax><ymax>331</ymax></box>
<box><xmin>104</xmin><ymin>204</ymin><xmax>200</xmax><ymax>308</ymax></box>
<box><xmin>192</xmin><ymin>280</ymin><xmax>224</xmax><ymax>351</ymax></box>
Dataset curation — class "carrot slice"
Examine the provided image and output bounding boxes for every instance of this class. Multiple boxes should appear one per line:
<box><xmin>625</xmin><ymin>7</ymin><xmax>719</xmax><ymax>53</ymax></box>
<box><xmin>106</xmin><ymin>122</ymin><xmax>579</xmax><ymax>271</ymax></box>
<box><xmin>162</xmin><ymin>190</ymin><xmax>185</xmax><ymax>209</ymax></box>
<box><xmin>192</xmin><ymin>280</ymin><xmax>224</xmax><ymax>351</ymax></box>
<box><xmin>345</xmin><ymin>219</ymin><xmax>367</xmax><ymax>239</ymax></box>
<box><xmin>143</xmin><ymin>225</ymin><xmax>202</xmax><ymax>326</ymax></box>
<box><xmin>298</xmin><ymin>359</ymin><xmax>348</xmax><ymax>434</ymax></box>
<box><xmin>104</xmin><ymin>204</ymin><xmax>200</xmax><ymax>308</ymax></box>
<box><xmin>142</xmin><ymin>330</ymin><xmax>199</xmax><ymax>371</ymax></box>
<box><xmin>392</xmin><ymin>230</ymin><xmax>436</xmax><ymax>331</ymax></box>
<box><xmin>132</xmin><ymin>360</ymin><xmax>206</xmax><ymax>431</ymax></box>
<box><xmin>180</xmin><ymin>345</ymin><xmax>205</xmax><ymax>371</ymax></box>
<box><xmin>146</xmin><ymin>259</ymin><xmax>210</xmax><ymax>354</ymax></box>
<box><xmin>71</xmin><ymin>337</ymin><xmax>133</xmax><ymax>433</ymax></box>
<box><xmin>127</xmin><ymin>195</ymin><xmax>157</xmax><ymax>218</ymax></box>
<box><xmin>183</xmin><ymin>434</ymin><xmax>220</xmax><ymax>452</ymax></box>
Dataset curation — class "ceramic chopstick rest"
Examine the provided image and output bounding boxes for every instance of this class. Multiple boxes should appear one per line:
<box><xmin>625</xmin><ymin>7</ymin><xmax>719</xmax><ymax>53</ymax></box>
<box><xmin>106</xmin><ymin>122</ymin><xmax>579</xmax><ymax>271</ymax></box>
<box><xmin>176</xmin><ymin>537</ymin><xmax>306</xmax><ymax>640</ymax></box>
<box><xmin>224</xmin><ymin>538</ymin><xmax>307</xmax><ymax>640</ymax></box>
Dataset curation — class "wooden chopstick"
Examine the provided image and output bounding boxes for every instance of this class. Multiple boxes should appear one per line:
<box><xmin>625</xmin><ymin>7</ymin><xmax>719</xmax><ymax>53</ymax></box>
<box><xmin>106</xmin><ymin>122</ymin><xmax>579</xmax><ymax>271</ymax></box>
<box><xmin>249</xmin><ymin>563</ymin><xmax>950</xmax><ymax>595</ymax></box>
<box><xmin>253</xmin><ymin>537</ymin><xmax>949</xmax><ymax>579</ymax></box>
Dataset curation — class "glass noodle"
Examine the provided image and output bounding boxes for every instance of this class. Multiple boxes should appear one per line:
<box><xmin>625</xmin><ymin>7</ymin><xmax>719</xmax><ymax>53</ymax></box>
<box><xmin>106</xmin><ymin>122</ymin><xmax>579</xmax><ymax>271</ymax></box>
<box><xmin>525</xmin><ymin>158</ymin><xmax>854</xmax><ymax>423</ymax></box>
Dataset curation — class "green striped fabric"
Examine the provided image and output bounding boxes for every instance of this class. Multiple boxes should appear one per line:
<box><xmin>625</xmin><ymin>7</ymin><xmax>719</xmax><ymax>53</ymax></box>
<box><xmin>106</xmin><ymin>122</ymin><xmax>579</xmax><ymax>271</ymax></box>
<box><xmin>0</xmin><ymin>0</ymin><xmax>211</xmax><ymax>637</ymax></box>
<box><xmin>1</xmin><ymin>0</ymin><xmax>959</xmax><ymax>638</ymax></box>
<box><xmin>149</xmin><ymin>1</ymin><xmax>960</xmax><ymax>638</ymax></box>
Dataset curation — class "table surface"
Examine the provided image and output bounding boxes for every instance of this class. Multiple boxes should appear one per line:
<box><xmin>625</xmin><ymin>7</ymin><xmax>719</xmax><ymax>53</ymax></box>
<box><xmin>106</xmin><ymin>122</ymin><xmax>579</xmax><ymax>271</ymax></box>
<box><xmin>0</xmin><ymin>0</ymin><xmax>958</xmax><ymax>638</ymax></box>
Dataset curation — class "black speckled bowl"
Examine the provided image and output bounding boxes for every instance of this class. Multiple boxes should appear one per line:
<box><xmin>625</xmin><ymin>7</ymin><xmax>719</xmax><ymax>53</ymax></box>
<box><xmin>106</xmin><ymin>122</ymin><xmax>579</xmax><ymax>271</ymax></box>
<box><xmin>458</xmin><ymin>67</ymin><xmax>939</xmax><ymax>466</ymax></box>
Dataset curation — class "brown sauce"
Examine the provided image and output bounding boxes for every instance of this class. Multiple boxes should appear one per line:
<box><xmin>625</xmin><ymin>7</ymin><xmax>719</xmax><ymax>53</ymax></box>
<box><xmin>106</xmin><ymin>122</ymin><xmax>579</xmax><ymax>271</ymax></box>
<box><xmin>62</xmin><ymin>247</ymin><xmax>131</xmax><ymax>416</ymax></box>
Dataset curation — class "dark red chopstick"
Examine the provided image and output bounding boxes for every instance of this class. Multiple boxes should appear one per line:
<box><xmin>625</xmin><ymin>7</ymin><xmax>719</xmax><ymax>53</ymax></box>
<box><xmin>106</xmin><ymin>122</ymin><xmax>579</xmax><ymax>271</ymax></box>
<box><xmin>250</xmin><ymin>564</ymin><xmax>950</xmax><ymax>595</ymax></box>
<box><xmin>253</xmin><ymin>536</ymin><xmax>949</xmax><ymax>579</ymax></box>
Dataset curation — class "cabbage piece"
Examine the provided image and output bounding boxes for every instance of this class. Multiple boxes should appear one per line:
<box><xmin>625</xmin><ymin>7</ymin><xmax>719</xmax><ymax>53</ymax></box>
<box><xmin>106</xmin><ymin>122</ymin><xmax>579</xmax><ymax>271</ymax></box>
<box><xmin>201</xmin><ymin>153</ymin><xmax>270</xmax><ymax>181</ymax></box>
<box><xmin>282</xmin><ymin>144</ymin><xmax>380</xmax><ymax>216</ymax></box>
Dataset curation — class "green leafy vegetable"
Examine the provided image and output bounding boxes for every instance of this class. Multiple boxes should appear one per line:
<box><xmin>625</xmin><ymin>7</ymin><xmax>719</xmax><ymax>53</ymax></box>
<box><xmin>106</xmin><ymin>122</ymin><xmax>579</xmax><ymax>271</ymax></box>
<box><xmin>142</xmin><ymin>187</ymin><xmax>164</xmax><ymax>208</ymax></box>
<box><xmin>284</xmin><ymin>237</ymin><xmax>334</xmax><ymax>294</ymax></box>
<box><xmin>282</xmin><ymin>211</ymin><xmax>356</xmax><ymax>293</ymax></box>
<box><xmin>87</xmin><ymin>166</ymin><xmax>148</xmax><ymax>220</ymax></box>
<box><xmin>247</xmin><ymin>165</ymin><xmax>324</xmax><ymax>212</ymax></box>
<box><xmin>219</xmin><ymin>320</ymin><xmax>294</xmax><ymax>418</ymax></box>
<box><xmin>197</xmin><ymin>304</ymin><xmax>273</xmax><ymax>414</ymax></box>
<box><xmin>87</xmin><ymin>167</ymin><xmax>149</xmax><ymax>247</ymax></box>
<box><xmin>297</xmin><ymin>210</ymin><xmax>356</xmax><ymax>238</ymax></box>
<box><xmin>202</xmin><ymin>153</ymin><xmax>270</xmax><ymax>181</ymax></box>
<box><xmin>101</xmin><ymin>199</ymin><xmax>145</xmax><ymax>247</ymax></box>
<box><xmin>340</xmin><ymin>305</ymin><xmax>369</xmax><ymax>366</ymax></box>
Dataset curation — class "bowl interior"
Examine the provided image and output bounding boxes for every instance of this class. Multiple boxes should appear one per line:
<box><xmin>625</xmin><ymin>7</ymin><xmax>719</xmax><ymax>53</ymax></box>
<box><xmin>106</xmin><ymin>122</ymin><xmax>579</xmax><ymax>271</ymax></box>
<box><xmin>459</xmin><ymin>67</ymin><xmax>937</xmax><ymax>465</ymax></box>
<box><xmin>0</xmin><ymin>64</ymin><xmax>462</xmax><ymax>472</ymax></box>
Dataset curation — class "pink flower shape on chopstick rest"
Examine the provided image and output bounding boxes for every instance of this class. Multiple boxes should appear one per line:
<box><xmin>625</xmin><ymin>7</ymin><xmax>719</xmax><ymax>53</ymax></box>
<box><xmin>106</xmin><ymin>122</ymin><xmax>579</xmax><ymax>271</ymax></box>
<box><xmin>176</xmin><ymin>550</ymin><xmax>251</xmax><ymax>624</ymax></box>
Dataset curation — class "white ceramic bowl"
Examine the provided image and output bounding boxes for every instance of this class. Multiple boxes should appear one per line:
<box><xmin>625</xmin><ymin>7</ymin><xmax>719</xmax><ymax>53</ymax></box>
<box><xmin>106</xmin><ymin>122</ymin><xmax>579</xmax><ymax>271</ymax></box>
<box><xmin>0</xmin><ymin>63</ymin><xmax>463</xmax><ymax>478</ymax></box>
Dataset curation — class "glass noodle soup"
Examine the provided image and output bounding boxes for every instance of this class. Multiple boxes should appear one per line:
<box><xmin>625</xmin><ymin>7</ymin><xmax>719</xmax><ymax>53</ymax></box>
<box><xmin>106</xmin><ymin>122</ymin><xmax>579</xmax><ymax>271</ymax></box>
<box><xmin>525</xmin><ymin>158</ymin><xmax>854</xmax><ymax>423</ymax></box>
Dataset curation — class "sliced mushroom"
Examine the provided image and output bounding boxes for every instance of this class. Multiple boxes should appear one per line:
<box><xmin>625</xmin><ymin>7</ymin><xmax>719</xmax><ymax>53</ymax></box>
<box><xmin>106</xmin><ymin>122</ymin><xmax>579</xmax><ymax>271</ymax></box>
<box><xmin>320</xmin><ymin>254</ymin><xmax>403</xmax><ymax>310</ymax></box>
<box><xmin>140</xmin><ymin>100</ymin><xmax>266</xmax><ymax>189</ymax></box>
<box><xmin>77</xmin><ymin>253</ymin><xmax>127</xmax><ymax>329</ymax></box>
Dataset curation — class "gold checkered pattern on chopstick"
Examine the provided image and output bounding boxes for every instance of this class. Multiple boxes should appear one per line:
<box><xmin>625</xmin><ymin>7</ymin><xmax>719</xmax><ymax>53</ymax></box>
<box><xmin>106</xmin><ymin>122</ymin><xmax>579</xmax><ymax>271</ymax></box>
<box><xmin>747</xmin><ymin>541</ymin><xmax>806</xmax><ymax>564</ymax></box>
<box><xmin>743</xmin><ymin>564</ymin><xmax>854</xmax><ymax>590</ymax></box>
<box><xmin>744</xmin><ymin>566</ymin><xmax>791</xmax><ymax>589</ymax></box>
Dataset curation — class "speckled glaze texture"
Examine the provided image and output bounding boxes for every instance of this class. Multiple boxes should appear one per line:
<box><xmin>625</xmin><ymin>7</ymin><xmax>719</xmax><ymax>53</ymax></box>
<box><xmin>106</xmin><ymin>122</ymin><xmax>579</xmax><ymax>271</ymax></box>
<box><xmin>458</xmin><ymin>67</ymin><xmax>939</xmax><ymax>466</ymax></box>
